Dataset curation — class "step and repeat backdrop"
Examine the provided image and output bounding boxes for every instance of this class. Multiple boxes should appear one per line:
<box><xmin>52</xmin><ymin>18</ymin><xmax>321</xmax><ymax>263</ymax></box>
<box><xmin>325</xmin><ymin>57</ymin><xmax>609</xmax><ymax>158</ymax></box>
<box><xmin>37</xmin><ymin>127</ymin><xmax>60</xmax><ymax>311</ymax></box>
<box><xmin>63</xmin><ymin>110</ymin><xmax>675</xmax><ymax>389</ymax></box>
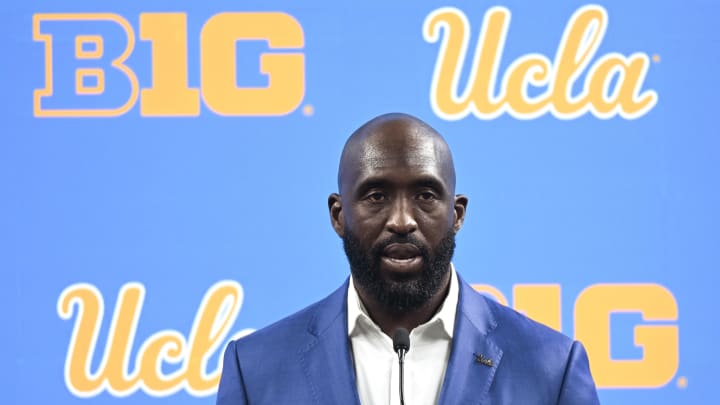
<box><xmin>3</xmin><ymin>0</ymin><xmax>718</xmax><ymax>404</ymax></box>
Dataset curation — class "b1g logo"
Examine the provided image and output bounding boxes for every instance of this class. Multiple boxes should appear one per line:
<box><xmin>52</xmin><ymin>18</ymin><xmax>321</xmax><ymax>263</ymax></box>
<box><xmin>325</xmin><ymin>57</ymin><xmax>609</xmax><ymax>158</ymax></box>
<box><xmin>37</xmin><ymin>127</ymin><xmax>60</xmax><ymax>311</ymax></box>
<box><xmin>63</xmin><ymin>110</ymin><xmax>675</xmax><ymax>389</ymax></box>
<box><xmin>423</xmin><ymin>5</ymin><xmax>658</xmax><ymax>120</ymax></box>
<box><xmin>32</xmin><ymin>12</ymin><xmax>305</xmax><ymax>117</ymax></box>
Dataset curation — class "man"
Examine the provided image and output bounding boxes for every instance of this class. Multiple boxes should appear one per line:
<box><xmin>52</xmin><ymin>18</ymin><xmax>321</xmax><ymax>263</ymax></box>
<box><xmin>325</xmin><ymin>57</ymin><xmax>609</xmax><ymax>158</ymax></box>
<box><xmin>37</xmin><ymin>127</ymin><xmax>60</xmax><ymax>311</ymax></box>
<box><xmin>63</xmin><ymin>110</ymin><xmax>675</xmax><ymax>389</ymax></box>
<box><xmin>216</xmin><ymin>113</ymin><xmax>600</xmax><ymax>404</ymax></box>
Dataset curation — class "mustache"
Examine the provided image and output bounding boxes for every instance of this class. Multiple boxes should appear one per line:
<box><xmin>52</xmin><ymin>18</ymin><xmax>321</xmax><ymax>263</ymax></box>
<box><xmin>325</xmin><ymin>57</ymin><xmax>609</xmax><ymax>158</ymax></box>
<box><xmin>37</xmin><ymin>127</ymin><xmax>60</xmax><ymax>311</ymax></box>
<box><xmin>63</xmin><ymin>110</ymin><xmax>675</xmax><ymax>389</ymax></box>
<box><xmin>371</xmin><ymin>234</ymin><xmax>429</xmax><ymax>257</ymax></box>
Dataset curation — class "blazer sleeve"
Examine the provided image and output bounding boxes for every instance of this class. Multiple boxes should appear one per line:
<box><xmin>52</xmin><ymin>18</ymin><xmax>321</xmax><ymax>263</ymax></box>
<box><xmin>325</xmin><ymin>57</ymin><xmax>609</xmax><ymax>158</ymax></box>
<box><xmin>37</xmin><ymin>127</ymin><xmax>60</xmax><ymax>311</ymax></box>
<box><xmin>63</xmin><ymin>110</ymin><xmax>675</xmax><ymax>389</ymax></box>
<box><xmin>557</xmin><ymin>341</ymin><xmax>601</xmax><ymax>405</ymax></box>
<box><xmin>216</xmin><ymin>340</ymin><xmax>248</xmax><ymax>405</ymax></box>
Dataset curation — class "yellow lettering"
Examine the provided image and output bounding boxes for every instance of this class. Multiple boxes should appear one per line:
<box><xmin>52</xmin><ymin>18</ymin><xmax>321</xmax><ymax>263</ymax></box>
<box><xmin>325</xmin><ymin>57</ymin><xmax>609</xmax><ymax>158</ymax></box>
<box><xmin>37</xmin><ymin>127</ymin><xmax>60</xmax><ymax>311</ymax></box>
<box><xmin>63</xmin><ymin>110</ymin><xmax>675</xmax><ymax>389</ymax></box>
<box><xmin>424</xmin><ymin>5</ymin><xmax>657</xmax><ymax>120</ymax></box>
<box><xmin>575</xmin><ymin>284</ymin><xmax>679</xmax><ymax>388</ymax></box>
<box><xmin>550</xmin><ymin>6</ymin><xmax>605</xmax><ymax>116</ymax></box>
<box><xmin>104</xmin><ymin>285</ymin><xmax>143</xmax><ymax>392</ymax></box>
<box><xmin>587</xmin><ymin>53</ymin><xmax>656</xmax><ymax>118</ymax></box>
<box><xmin>58</xmin><ymin>281</ymin><xmax>245</xmax><ymax>397</ymax></box>
<box><xmin>138</xmin><ymin>332</ymin><xmax>187</xmax><ymax>392</ymax></box>
<box><xmin>139</xmin><ymin>13</ymin><xmax>200</xmax><ymax>116</ymax></box>
<box><xmin>471</xmin><ymin>284</ymin><xmax>509</xmax><ymax>306</ymax></box>
<box><xmin>423</xmin><ymin>7</ymin><xmax>508</xmax><ymax>120</ymax></box>
<box><xmin>58</xmin><ymin>284</ymin><xmax>105</xmax><ymax>396</ymax></box>
<box><xmin>469</xmin><ymin>7</ymin><xmax>508</xmax><ymax>116</ymax></box>
<box><xmin>200</xmin><ymin>12</ymin><xmax>305</xmax><ymax>116</ymax></box>
<box><xmin>75</xmin><ymin>68</ymin><xmax>105</xmax><ymax>95</ymax></box>
<box><xmin>58</xmin><ymin>283</ymin><xmax>143</xmax><ymax>396</ymax></box>
<box><xmin>504</xmin><ymin>56</ymin><xmax>552</xmax><ymax>116</ymax></box>
<box><xmin>185</xmin><ymin>282</ymin><xmax>244</xmax><ymax>394</ymax></box>
<box><xmin>513</xmin><ymin>284</ymin><xmax>562</xmax><ymax>331</ymax></box>
<box><xmin>33</xmin><ymin>13</ymin><xmax>139</xmax><ymax>117</ymax></box>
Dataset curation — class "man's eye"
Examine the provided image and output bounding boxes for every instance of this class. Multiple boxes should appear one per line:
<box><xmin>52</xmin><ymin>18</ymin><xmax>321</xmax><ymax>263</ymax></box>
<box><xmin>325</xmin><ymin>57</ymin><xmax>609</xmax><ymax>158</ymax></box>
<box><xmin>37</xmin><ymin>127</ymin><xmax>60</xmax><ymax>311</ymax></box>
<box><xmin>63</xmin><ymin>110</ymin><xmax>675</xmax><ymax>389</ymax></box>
<box><xmin>366</xmin><ymin>192</ymin><xmax>385</xmax><ymax>202</ymax></box>
<box><xmin>418</xmin><ymin>191</ymin><xmax>437</xmax><ymax>201</ymax></box>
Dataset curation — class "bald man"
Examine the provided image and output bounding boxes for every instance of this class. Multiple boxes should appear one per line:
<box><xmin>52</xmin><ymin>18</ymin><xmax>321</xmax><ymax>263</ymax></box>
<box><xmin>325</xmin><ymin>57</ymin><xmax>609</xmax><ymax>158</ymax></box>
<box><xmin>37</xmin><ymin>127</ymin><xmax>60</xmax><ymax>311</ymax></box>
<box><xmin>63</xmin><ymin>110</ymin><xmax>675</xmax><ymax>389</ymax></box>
<box><xmin>216</xmin><ymin>113</ymin><xmax>600</xmax><ymax>405</ymax></box>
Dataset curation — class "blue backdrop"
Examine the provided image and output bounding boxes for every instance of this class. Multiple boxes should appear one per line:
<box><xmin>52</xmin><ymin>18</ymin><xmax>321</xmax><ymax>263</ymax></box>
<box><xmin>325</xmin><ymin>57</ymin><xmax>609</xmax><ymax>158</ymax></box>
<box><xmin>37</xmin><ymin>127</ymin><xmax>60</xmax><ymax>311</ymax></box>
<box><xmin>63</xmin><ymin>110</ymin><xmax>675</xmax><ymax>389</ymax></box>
<box><xmin>3</xmin><ymin>0</ymin><xmax>718</xmax><ymax>403</ymax></box>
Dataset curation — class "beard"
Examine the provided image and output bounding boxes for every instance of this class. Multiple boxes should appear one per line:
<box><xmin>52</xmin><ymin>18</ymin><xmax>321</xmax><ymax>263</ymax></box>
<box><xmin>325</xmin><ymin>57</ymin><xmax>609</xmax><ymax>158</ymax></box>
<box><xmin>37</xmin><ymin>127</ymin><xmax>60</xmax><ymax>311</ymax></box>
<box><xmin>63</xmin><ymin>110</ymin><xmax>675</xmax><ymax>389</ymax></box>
<box><xmin>342</xmin><ymin>229</ymin><xmax>456</xmax><ymax>313</ymax></box>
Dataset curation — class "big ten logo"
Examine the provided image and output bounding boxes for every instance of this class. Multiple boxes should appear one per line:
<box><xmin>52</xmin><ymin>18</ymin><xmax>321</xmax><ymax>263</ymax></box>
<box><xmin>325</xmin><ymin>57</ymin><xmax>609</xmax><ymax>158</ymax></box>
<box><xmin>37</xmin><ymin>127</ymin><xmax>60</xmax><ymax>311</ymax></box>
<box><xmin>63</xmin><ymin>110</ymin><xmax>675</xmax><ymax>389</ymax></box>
<box><xmin>32</xmin><ymin>13</ymin><xmax>305</xmax><ymax>117</ymax></box>
<box><xmin>57</xmin><ymin>281</ymin><xmax>253</xmax><ymax>397</ymax></box>
<box><xmin>423</xmin><ymin>5</ymin><xmax>658</xmax><ymax>120</ymax></box>
<box><xmin>473</xmin><ymin>283</ymin><xmax>679</xmax><ymax>389</ymax></box>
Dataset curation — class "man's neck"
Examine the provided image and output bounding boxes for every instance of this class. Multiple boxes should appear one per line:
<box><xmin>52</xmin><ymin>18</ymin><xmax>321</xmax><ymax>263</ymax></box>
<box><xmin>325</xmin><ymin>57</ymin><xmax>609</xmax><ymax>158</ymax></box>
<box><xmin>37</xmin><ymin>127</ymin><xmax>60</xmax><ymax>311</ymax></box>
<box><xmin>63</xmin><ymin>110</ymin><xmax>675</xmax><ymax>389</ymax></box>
<box><xmin>354</xmin><ymin>270</ymin><xmax>452</xmax><ymax>337</ymax></box>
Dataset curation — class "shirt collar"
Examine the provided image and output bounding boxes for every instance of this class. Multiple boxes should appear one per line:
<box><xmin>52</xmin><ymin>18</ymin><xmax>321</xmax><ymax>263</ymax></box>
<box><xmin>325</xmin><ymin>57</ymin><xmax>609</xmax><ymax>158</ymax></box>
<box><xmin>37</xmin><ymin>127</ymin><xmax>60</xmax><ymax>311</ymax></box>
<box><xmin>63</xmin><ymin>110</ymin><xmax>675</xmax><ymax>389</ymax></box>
<box><xmin>347</xmin><ymin>263</ymin><xmax>459</xmax><ymax>338</ymax></box>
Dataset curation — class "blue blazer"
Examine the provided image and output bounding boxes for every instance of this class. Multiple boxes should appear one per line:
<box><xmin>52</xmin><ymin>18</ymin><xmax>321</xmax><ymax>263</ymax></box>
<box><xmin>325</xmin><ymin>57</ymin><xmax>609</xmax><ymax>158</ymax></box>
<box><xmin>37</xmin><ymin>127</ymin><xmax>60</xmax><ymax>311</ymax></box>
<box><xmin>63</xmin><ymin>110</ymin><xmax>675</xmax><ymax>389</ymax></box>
<box><xmin>216</xmin><ymin>276</ymin><xmax>600</xmax><ymax>404</ymax></box>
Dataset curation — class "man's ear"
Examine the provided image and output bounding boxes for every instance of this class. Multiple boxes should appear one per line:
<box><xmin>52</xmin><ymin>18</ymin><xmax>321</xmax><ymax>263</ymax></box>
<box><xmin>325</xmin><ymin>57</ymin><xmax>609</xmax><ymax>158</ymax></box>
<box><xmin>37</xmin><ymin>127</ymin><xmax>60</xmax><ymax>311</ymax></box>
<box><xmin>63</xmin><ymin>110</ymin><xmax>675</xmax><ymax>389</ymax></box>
<box><xmin>452</xmin><ymin>194</ymin><xmax>468</xmax><ymax>233</ymax></box>
<box><xmin>328</xmin><ymin>193</ymin><xmax>345</xmax><ymax>237</ymax></box>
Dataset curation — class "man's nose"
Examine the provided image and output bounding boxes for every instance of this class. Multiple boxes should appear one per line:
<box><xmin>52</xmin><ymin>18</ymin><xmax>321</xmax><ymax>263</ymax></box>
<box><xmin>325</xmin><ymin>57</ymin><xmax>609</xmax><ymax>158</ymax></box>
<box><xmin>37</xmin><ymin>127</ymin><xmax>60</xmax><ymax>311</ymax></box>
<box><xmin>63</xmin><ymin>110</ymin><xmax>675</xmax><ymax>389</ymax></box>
<box><xmin>386</xmin><ymin>197</ymin><xmax>418</xmax><ymax>235</ymax></box>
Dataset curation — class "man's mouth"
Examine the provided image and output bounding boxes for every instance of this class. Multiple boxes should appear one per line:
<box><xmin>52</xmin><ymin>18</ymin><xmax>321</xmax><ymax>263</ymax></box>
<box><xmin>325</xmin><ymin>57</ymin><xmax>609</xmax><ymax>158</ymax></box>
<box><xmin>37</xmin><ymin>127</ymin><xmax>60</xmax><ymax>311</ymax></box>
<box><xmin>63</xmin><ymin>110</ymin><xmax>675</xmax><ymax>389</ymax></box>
<box><xmin>380</xmin><ymin>243</ymin><xmax>423</xmax><ymax>271</ymax></box>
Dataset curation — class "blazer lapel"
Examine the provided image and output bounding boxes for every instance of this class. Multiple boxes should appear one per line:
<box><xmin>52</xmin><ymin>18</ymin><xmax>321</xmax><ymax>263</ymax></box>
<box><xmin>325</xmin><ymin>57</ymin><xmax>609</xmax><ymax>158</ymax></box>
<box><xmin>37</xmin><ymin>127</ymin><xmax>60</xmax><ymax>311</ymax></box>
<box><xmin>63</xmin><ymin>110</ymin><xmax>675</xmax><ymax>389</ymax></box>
<box><xmin>298</xmin><ymin>280</ymin><xmax>360</xmax><ymax>405</ymax></box>
<box><xmin>439</xmin><ymin>278</ymin><xmax>503</xmax><ymax>405</ymax></box>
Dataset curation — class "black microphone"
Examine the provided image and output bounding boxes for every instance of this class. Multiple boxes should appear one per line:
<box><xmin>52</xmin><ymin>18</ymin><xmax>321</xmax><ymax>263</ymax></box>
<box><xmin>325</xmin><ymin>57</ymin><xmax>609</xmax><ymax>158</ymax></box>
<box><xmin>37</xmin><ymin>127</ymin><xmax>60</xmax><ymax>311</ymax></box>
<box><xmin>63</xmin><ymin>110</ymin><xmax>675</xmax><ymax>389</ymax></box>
<box><xmin>393</xmin><ymin>328</ymin><xmax>410</xmax><ymax>405</ymax></box>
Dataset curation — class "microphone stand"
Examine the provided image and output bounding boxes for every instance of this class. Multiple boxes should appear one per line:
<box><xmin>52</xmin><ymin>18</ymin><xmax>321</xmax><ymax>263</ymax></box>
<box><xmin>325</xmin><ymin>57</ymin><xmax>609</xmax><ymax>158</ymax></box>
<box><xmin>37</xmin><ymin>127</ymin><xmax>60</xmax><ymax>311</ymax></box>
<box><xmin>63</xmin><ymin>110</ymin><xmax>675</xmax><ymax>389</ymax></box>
<box><xmin>393</xmin><ymin>328</ymin><xmax>410</xmax><ymax>405</ymax></box>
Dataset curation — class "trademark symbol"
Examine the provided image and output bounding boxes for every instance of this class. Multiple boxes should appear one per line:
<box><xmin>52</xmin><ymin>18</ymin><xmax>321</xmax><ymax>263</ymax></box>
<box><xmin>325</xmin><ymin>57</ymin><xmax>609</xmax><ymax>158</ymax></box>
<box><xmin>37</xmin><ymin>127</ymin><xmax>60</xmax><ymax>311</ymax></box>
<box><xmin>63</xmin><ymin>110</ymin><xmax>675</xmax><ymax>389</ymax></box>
<box><xmin>302</xmin><ymin>104</ymin><xmax>314</xmax><ymax>116</ymax></box>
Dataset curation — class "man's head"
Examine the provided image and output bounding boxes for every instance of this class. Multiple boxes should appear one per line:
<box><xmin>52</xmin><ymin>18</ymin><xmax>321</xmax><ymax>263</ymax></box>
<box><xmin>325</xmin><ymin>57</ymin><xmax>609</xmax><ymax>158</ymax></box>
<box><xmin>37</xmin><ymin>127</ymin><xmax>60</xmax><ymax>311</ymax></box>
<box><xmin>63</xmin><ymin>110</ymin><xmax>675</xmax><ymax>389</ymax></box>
<box><xmin>328</xmin><ymin>113</ymin><xmax>467</xmax><ymax>314</ymax></box>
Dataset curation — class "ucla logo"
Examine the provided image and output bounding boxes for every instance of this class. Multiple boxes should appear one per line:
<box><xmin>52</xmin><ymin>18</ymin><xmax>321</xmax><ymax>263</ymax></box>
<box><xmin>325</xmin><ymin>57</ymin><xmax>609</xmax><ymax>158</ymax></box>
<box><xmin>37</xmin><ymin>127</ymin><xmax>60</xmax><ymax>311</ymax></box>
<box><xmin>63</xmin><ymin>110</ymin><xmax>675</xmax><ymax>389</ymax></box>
<box><xmin>423</xmin><ymin>5</ymin><xmax>658</xmax><ymax>120</ymax></box>
<box><xmin>57</xmin><ymin>281</ymin><xmax>253</xmax><ymax>397</ymax></box>
<box><xmin>33</xmin><ymin>12</ymin><xmax>305</xmax><ymax>117</ymax></box>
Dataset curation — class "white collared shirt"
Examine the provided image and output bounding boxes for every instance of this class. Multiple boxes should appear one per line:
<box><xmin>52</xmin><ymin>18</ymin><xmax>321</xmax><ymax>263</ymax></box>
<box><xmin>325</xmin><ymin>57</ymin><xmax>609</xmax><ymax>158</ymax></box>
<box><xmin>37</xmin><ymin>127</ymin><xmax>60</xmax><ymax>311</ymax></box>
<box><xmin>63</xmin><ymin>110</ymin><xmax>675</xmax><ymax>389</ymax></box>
<box><xmin>347</xmin><ymin>265</ymin><xmax>459</xmax><ymax>405</ymax></box>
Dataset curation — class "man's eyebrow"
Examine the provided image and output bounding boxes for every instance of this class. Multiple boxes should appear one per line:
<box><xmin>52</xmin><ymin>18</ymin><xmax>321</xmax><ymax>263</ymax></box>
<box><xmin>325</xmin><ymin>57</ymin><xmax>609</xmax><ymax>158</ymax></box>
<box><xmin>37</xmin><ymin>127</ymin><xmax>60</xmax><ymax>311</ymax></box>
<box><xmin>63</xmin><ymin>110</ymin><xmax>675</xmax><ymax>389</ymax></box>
<box><xmin>354</xmin><ymin>176</ymin><xmax>448</xmax><ymax>194</ymax></box>
<box><xmin>413</xmin><ymin>176</ymin><xmax>446</xmax><ymax>190</ymax></box>
<box><xmin>355</xmin><ymin>178</ymin><xmax>390</xmax><ymax>193</ymax></box>
<box><xmin>413</xmin><ymin>177</ymin><xmax>449</xmax><ymax>194</ymax></box>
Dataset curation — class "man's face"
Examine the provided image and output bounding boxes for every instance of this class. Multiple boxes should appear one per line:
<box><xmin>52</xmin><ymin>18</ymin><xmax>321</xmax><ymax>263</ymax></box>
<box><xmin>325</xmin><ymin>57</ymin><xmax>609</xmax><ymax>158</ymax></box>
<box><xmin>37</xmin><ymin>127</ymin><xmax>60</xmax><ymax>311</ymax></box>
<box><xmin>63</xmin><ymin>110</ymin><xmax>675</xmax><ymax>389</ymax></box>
<box><xmin>329</xmin><ymin>120</ymin><xmax>466</xmax><ymax>312</ymax></box>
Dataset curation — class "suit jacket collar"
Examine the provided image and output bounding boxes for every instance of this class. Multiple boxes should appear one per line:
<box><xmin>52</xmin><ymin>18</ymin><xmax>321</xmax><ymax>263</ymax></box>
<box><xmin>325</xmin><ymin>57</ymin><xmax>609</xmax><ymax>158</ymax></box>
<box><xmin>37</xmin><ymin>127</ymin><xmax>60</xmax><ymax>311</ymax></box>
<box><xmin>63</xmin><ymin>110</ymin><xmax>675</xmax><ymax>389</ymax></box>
<box><xmin>438</xmin><ymin>275</ymin><xmax>503</xmax><ymax>405</ymax></box>
<box><xmin>298</xmin><ymin>280</ymin><xmax>360</xmax><ymax>405</ymax></box>
<box><xmin>298</xmin><ymin>276</ymin><xmax>503</xmax><ymax>405</ymax></box>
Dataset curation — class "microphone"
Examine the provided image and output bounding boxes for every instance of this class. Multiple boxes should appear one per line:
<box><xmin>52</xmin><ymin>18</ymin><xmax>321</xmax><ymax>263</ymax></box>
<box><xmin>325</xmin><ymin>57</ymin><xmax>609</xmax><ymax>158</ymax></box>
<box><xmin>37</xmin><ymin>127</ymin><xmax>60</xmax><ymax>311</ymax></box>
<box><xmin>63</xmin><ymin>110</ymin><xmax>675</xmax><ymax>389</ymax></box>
<box><xmin>393</xmin><ymin>328</ymin><xmax>410</xmax><ymax>405</ymax></box>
